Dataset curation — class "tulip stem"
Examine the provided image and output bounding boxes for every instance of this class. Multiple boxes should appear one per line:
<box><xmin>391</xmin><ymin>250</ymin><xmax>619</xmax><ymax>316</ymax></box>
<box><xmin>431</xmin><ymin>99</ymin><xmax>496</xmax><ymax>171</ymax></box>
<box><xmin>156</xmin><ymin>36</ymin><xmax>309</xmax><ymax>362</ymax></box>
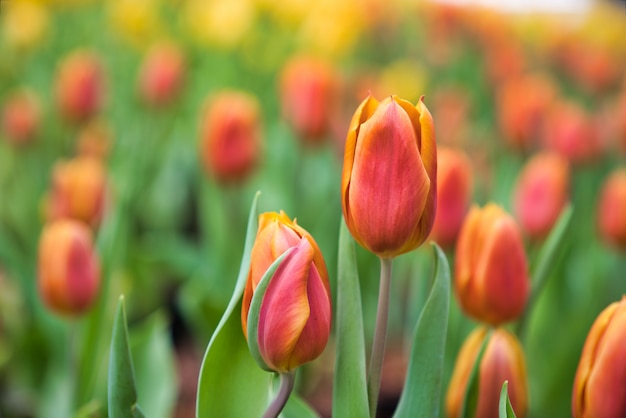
<box><xmin>263</xmin><ymin>371</ymin><xmax>296</xmax><ymax>418</ymax></box>
<box><xmin>368</xmin><ymin>257</ymin><xmax>393</xmax><ymax>418</ymax></box>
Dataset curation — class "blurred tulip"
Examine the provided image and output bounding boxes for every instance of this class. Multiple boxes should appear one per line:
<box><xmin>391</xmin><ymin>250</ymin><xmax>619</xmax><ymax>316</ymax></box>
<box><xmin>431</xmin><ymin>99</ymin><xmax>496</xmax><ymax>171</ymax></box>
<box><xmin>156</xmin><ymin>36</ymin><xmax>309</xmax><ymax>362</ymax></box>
<box><xmin>455</xmin><ymin>204</ymin><xmax>529</xmax><ymax>325</ymax></box>
<box><xmin>182</xmin><ymin>0</ymin><xmax>255</xmax><ymax>49</ymax></box>
<box><xmin>431</xmin><ymin>87</ymin><xmax>470</xmax><ymax>147</ymax></box>
<box><xmin>597</xmin><ymin>168</ymin><xmax>626</xmax><ymax>251</ymax></box>
<box><xmin>108</xmin><ymin>0</ymin><xmax>162</xmax><ymax>48</ymax></box>
<box><xmin>280</xmin><ymin>56</ymin><xmax>340</xmax><ymax>144</ymax></box>
<box><xmin>1</xmin><ymin>89</ymin><xmax>40</xmax><ymax>146</ymax></box>
<box><xmin>55</xmin><ymin>50</ymin><xmax>105</xmax><ymax>123</ymax></box>
<box><xmin>572</xmin><ymin>296</ymin><xmax>626</xmax><ymax>418</ymax></box>
<box><xmin>513</xmin><ymin>152</ymin><xmax>570</xmax><ymax>239</ymax></box>
<box><xmin>241</xmin><ymin>211</ymin><xmax>331</xmax><ymax>373</ymax></box>
<box><xmin>38</xmin><ymin>219</ymin><xmax>100</xmax><ymax>316</ymax></box>
<box><xmin>199</xmin><ymin>91</ymin><xmax>261</xmax><ymax>184</ymax></box>
<box><xmin>1</xmin><ymin>0</ymin><xmax>49</xmax><ymax>51</ymax></box>
<box><xmin>430</xmin><ymin>147</ymin><xmax>472</xmax><ymax>249</ymax></box>
<box><xmin>341</xmin><ymin>94</ymin><xmax>437</xmax><ymax>259</ymax></box>
<box><xmin>542</xmin><ymin>100</ymin><xmax>604</xmax><ymax>165</ymax></box>
<box><xmin>76</xmin><ymin>119</ymin><xmax>113</xmax><ymax>160</ymax></box>
<box><xmin>138</xmin><ymin>41</ymin><xmax>186</xmax><ymax>107</ymax></box>
<box><xmin>446</xmin><ymin>326</ymin><xmax>528</xmax><ymax>418</ymax></box>
<box><xmin>45</xmin><ymin>156</ymin><xmax>108</xmax><ymax>227</ymax></box>
<box><xmin>497</xmin><ymin>73</ymin><xmax>556</xmax><ymax>151</ymax></box>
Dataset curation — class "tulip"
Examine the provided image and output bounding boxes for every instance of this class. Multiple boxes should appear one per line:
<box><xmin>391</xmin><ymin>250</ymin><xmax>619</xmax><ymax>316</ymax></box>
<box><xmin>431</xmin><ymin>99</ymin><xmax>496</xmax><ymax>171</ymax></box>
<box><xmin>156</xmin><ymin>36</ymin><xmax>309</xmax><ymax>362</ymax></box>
<box><xmin>241</xmin><ymin>211</ymin><xmax>331</xmax><ymax>374</ymax></box>
<box><xmin>455</xmin><ymin>204</ymin><xmax>529</xmax><ymax>325</ymax></box>
<box><xmin>1</xmin><ymin>89</ymin><xmax>40</xmax><ymax>147</ymax></box>
<box><xmin>137</xmin><ymin>41</ymin><xmax>185</xmax><ymax>107</ymax></box>
<box><xmin>2</xmin><ymin>0</ymin><xmax>48</xmax><ymax>51</ymax></box>
<box><xmin>55</xmin><ymin>50</ymin><xmax>105</xmax><ymax>123</ymax></box>
<box><xmin>430</xmin><ymin>146</ymin><xmax>472</xmax><ymax>249</ymax></box>
<box><xmin>44</xmin><ymin>156</ymin><xmax>108</xmax><ymax>227</ymax></box>
<box><xmin>38</xmin><ymin>219</ymin><xmax>100</xmax><ymax>316</ymax></box>
<box><xmin>341</xmin><ymin>94</ymin><xmax>437</xmax><ymax>259</ymax></box>
<box><xmin>446</xmin><ymin>326</ymin><xmax>528</xmax><ymax>418</ymax></box>
<box><xmin>572</xmin><ymin>296</ymin><xmax>626</xmax><ymax>418</ymax></box>
<box><xmin>513</xmin><ymin>152</ymin><xmax>570</xmax><ymax>239</ymax></box>
<box><xmin>76</xmin><ymin>119</ymin><xmax>113</xmax><ymax>160</ymax></box>
<box><xmin>279</xmin><ymin>56</ymin><xmax>340</xmax><ymax>144</ymax></box>
<box><xmin>199</xmin><ymin>91</ymin><xmax>261</xmax><ymax>184</ymax></box>
<box><xmin>597</xmin><ymin>168</ymin><xmax>626</xmax><ymax>251</ymax></box>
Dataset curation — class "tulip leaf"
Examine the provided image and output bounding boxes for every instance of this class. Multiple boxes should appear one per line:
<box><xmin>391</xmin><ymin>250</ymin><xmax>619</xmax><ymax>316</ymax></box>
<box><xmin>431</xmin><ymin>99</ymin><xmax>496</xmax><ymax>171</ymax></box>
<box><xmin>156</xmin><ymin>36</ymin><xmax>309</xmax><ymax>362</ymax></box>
<box><xmin>332</xmin><ymin>219</ymin><xmax>369</xmax><ymax>418</ymax></box>
<box><xmin>498</xmin><ymin>381</ymin><xmax>517</xmax><ymax>418</ymax></box>
<box><xmin>108</xmin><ymin>295</ymin><xmax>146</xmax><ymax>418</ymax></box>
<box><xmin>283</xmin><ymin>392</ymin><xmax>321</xmax><ymax>418</ymax></box>
<box><xmin>246</xmin><ymin>248</ymin><xmax>294</xmax><ymax>372</ymax></box>
<box><xmin>460</xmin><ymin>330</ymin><xmax>491</xmax><ymax>418</ymax></box>
<box><xmin>393</xmin><ymin>243</ymin><xmax>450</xmax><ymax>418</ymax></box>
<box><xmin>197</xmin><ymin>192</ymin><xmax>273</xmax><ymax>417</ymax></box>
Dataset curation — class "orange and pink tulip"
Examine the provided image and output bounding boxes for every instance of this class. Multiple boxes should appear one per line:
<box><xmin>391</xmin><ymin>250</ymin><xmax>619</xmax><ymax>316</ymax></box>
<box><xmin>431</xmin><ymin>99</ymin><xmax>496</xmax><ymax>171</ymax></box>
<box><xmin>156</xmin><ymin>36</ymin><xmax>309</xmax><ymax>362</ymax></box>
<box><xmin>341</xmin><ymin>94</ymin><xmax>437</xmax><ymax>259</ymax></box>
<box><xmin>597</xmin><ymin>168</ymin><xmax>626</xmax><ymax>251</ymax></box>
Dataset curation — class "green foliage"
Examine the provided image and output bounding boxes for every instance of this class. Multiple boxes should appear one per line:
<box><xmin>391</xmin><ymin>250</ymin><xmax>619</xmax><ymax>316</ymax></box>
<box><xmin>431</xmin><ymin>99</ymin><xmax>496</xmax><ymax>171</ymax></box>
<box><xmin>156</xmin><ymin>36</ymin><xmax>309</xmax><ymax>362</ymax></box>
<box><xmin>499</xmin><ymin>382</ymin><xmax>517</xmax><ymax>418</ymax></box>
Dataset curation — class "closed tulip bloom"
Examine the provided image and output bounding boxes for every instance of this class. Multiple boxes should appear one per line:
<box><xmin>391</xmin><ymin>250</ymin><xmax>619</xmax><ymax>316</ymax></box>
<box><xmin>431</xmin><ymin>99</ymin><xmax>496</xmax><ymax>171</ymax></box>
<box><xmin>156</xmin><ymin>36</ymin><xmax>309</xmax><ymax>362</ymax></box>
<box><xmin>597</xmin><ymin>168</ymin><xmax>626</xmax><ymax>250</ymax></box>
<box><xmin>1</xmin><ymin>89</ymin><xmax>40</xmax><ymax>146</ymax></box>
<box><xmin>455</xmin><ymin>204</ymin><xmax>529</xmax><ymax>325</ymax></box>
<box><xmin>138</xmin><ymin>41</ymin><xmax>185</xmax><ymax>107</ymax></box>
<box><xmin>572</xmin><ymin>296</ymin><xmax>626</xmax><ymax>418</ymax></box>
<box><xmin>242</xmin><ymin>212</ymin><xmax>331</xmax><ymax>373</ymax></box>
<box><xmin>199</xmin><ymin>91</ymin><xmax>261</xmax><ymax>184</ymax></box>
<box><xmin>341</xmin><ymin>94</ymin><xmax>437</xmax><ymax>259</ymax></box>
<box><xmin>446</xmin><ymin>327</ymin><xmax>528</xmax><ymax>418</ymax></box>
<box><xmin>38</xmin><ymin>219</ymin><xmax>100</xmax><ymax>316</ymax></box>
<box><xmin>513</xmin><ymin>152</ymin><xmax>570</xmax><ymax>239</ymax></box>
<box><xmin>55</xmin><ymin>50</ymin><xmax>105</xmax><ymax>123</ymax></box>
<box><xmin>45</xmin><ymin>156</ymin><xmax>108</xmax><ymax>227</ymax></box>
<box><xmin>430</xmin><ymin>147</ymin><xmax>472</xmax><ymax>248</ymax></box>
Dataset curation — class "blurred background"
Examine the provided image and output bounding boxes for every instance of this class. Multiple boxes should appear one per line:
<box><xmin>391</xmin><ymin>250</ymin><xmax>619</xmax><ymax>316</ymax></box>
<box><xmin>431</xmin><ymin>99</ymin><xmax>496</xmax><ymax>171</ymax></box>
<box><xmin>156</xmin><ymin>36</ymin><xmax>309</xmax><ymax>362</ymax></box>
<box><xmin>0</xmin><ymin>0</ymin><xmax>625</xmax><ymax>417</ymax></box>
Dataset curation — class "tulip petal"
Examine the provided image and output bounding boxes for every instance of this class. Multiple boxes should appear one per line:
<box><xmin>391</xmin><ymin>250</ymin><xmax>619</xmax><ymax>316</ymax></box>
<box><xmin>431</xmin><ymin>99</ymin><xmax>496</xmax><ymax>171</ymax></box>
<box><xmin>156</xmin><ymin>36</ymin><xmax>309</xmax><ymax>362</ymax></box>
<box><xmin>257</xmin><ymin>238</ymin><xmax>315</xmax><ymax>373</ymax></box>
<box><xmin>347</xmin><ymin>98</ymin><xmax>430</xmax><ymax>257</ymax></box>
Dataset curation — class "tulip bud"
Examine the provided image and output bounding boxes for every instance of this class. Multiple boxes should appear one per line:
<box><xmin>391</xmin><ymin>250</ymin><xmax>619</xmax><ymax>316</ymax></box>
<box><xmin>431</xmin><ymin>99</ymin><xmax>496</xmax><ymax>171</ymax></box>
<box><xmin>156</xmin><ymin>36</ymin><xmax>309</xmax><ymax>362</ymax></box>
<box><xmin>38</xmin><ymin>219</ymin><xmax>100</xmax><ymax>316</ymax></box>
<box><xmin>241</xmin><ymin>211</ymin><xmax>331</xmax><ymax>373</ymax></box>
<box><xmin>513</xmin><ymin>152</ymin><xmax>570</xmax><ymax>239</ymax></box>
<box><xmin>279</xmin><ymin>56</ymin><xmax>340</xmax><ymax>144</ymax></box>
<box><xmin>199</xmin><ymin>91</ymin><xmax>261</xmax><ymax>184</ymax></box>
<box><xmin>455</xmin><ymin>204</ymin><xmax>529</xmax><ymax>325</ymax></box>
<box><xmin>137</xmin><ymin>41</ymin><xmax>185</xmax><ymax>107</ymax></box>
<box><xmin>341</xmin><ymin>94</ymin><xmax>437</xmax><ymax>259</ymax></box>
<box><xmin>572</xmin><ymin>296</ymin><xmax>626</xmax><ymax>418</ymax></box>
<box><xmin>430</xmin><ymin>146</ymin><xmax>472</xmax><ymax>249</ymax></box>
<box><xmin>44</xmin><ymin>156</ymin><xmax>108</xmax><ymax>227</ymax></box>
<box><xmin>597</xmin><ymin>168</ymin><xmax>626</xmax><ymax>251</ymax></box>
<box><xmin>1</xmin><ymin>89</ymin><xmax>40</xmax><ymax>147</ymax></box>
<box><xmin>76</xmin><ymin>119</ymin><xmax>113</xmax><ymax>160</ymax></box>
<box><xmin>446</xmin><ymin>326</ymin><xmax>528</xmax><ymax>418</ymax></box>
<box><xmin>55</xmin><ymin>50</ymin><xmax>105</xmax><ymax>123</ymax></box>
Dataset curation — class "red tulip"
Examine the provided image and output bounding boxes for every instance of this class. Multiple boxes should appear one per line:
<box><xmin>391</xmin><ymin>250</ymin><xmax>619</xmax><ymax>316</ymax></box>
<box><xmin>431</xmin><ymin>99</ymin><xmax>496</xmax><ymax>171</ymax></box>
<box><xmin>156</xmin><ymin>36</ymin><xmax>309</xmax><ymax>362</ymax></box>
<box><xmin>1</xmin><ymin>89</ymin><xmax>40</xmax><ymax>146</ymax></box>
<box><xmin>138</xmin><ymin>41</ymin><xmax>185</xmax><ymax>107</ymax></box>
<box><xmin>597</xmin><ymin>168</ymin><xmax>626</xmax><ymax>251</ymax></box>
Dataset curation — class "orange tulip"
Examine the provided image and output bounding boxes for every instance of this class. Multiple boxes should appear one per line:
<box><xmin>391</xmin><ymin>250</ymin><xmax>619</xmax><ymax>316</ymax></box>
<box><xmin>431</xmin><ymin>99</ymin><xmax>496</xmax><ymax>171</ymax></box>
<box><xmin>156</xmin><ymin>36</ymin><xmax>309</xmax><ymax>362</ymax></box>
<box><xmin>199</xmin><ymin>91</ymin><xmax>261</xmax><ymax>184</ymax></box>
<box><xmin>1</xmin><ymin>89</ymin><xmax>40</xmax><ymax>146</ymax></box>
<box><xmin>597</xmin><ymin>168</ymin><xmax>626</xmax><ymax>251</ymax></box>
<box><xmin>38</xmin><ymin>219</ymin><xmax>100</xmax><ymax>316</ymax></box>
<box><xmin>44</xmin><ymin>156</ymin><xmax>108</xmax><ymax>227</ymax></box>
<box><xmin>455</xmin><ymin>204</ymin><xmax>529</xmax><ymax>325</ymax></box>
<box><xmin>137</xmin><ymin>41</ymin><xmax>185</xmax><ymax>107</ymax></box>
<box><xmin>446</xmin><ymin>326</ymin><xmax>528</xmax><ymax>418</ymax></box>
<box><xmin>341</xmin><ymin>94</ymin><xmax>437</xmax><ymax>258</ymax></box>
<box><xmin>55</xmin><ymin>50</ymin><xmax>105</xmax><ymax>123</ymax></box>
<box><xmin>572</xmin><ymin>296</ymin><xmax>626</xmax><ymax>418</ymax></box>
<box><xmin>241</xmin><ymin>211</ymin><xmax>331</xmax><ymax>373</ymax></box>
<box><xmin>513</xmin><ymin>152</ymin><xmax>570</xmax><ymax>239</ymax></box>
<box><xmin>430</xmin><ymin>147</ymin><xmax>472</xmax><ymax>249</ymax></box>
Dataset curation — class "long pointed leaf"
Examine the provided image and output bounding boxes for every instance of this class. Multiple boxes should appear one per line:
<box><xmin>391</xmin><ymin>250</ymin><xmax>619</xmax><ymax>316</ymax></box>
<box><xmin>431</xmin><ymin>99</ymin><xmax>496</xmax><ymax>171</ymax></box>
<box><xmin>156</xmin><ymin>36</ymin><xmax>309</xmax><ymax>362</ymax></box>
<box><xmin>332</xmin><ymin>219</ymin><xmax>369</xmax><ymax>418</ymax></box>
<box><xmin>498</xmin><ymin>381</ymin><xmax>517</xmax><ymax>418</ymax></box>
<box><xmin>108</xmin><ymin>295</ymin><xmax>145</xmax><ymax>418</ymax></box>
<box><xmin>196</xmin><ymin>192</ymin><xmax>272</xmax><ymax>417</ymax></box>
<box><xmin>394</xmin><ymin>243</ymin><xmax>450</xmax><ymax>418</ymax></box>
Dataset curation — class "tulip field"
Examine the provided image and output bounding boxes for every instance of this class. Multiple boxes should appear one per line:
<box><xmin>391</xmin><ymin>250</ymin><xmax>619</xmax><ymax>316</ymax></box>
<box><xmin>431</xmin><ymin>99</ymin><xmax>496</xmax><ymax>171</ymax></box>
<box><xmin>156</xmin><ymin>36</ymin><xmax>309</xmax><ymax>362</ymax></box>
<box><xmin>1</xmin><ymin>0</ymin><xmax>626</xmax><ymax>417</ymax></box>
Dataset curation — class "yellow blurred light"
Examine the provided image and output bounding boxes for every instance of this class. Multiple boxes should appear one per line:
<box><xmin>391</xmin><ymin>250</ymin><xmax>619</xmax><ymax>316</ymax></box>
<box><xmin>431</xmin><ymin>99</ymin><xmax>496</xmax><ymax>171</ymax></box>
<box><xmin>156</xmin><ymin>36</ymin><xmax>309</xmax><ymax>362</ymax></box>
<box><xmin>1</xmin><ymin>0</ymin><xmax>49</xmax><ymax>51</ymax></box>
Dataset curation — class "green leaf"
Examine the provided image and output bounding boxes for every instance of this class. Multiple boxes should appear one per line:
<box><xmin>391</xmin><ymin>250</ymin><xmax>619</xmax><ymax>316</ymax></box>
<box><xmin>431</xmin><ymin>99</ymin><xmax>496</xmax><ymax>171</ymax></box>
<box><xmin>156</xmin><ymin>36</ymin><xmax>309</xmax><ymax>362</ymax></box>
<box><xmin>108</xmin><ymin>295</ymin><xmax>146</xmax><ymax>418</ymax></box>
<box><xmin>246</xmin><ymin>248</ymin><xmax>294</xmax><ymax>372</ymax></box>
<box><xmin>498</xmin><ymin>381</ymin><xmax>517</xmax><ymax>418</ymax></box>
<box><xmin>460</xmin><ymin>330</ymin><xmax>491</xmax><ymax>418</ymax></box>
<box><xmin>196</xmin><ymin>191</ymin><xmax>272</xmax><ymax>417</ymax></box>
<box><xmin>394</xmin><ymin>243</ymin><xmax>450</xmax><ymax>418</ymax></box>
<box><xmin>282</xmin><ymin>392</ymin><xmax>320</xmax><ymax>418</ymax></box>
<box><xmin>332</xmin><ymin>219</ymin><xmax>369</xmax><ymax>418</ymax></box>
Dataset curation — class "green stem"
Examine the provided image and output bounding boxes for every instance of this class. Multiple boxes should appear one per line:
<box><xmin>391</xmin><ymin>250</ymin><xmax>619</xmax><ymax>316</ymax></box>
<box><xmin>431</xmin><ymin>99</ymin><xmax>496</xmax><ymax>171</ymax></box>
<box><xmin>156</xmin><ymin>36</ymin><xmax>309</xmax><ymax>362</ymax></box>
<box><xmin>263</xmin><ymin>372</ymin><xmax>296</xmax><ymax>418</ymax></box>
<box><xmin>367</xmin><ymin>257</ymin><xmax>393</xmax><ymax>418</ymax></box>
